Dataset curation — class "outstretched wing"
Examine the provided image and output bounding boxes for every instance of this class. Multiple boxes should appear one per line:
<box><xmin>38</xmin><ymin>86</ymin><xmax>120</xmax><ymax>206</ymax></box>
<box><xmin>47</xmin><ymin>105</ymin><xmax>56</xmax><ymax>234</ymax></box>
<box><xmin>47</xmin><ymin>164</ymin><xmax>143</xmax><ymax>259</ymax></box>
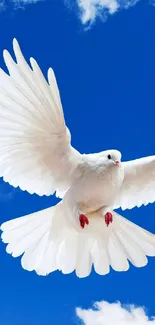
<box><xmin>114</xmin><ymin>156</ymin><xmax>155</xmax><ymax>210</ymax></box>
<box><xmin>0</xmin><ymin>39</ymin><xmax>81</xmax><ymax>196</ymax></box>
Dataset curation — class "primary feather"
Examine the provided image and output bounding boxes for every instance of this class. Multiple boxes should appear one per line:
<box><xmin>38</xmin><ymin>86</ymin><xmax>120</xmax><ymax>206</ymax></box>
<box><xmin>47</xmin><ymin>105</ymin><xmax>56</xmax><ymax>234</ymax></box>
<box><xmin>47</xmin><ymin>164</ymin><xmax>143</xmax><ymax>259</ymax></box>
<box><xmin>0</xmin><ymin>38</ymin><xmax>81</xmax><ymax>197</ymax></box>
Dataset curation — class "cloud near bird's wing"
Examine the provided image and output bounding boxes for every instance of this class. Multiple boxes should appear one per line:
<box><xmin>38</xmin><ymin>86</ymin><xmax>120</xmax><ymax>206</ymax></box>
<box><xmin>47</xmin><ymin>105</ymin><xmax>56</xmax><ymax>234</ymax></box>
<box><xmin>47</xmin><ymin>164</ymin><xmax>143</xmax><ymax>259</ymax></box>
<box><xmin>76</xmin><ymin>301</ymin><xmax>155</xmax><ymax>325</ymax></box>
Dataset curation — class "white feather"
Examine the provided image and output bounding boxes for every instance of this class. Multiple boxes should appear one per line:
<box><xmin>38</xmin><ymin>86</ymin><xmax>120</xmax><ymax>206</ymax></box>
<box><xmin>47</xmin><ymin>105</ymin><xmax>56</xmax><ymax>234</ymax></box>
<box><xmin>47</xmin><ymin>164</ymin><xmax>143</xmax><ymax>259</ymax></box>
<box><xmin>1</xmin><ymin>204</ymin><xmax>155</xmax><ymax>278</ymax></box>
<box><xmin>0</xmin><ymin>39</ymin><xmax>81</xmax><ymax>196</ymax></box>
<box><xmin>114</xmin><ymin>156</ymin><xmax>155</xmax><ymax>210</ymax></box>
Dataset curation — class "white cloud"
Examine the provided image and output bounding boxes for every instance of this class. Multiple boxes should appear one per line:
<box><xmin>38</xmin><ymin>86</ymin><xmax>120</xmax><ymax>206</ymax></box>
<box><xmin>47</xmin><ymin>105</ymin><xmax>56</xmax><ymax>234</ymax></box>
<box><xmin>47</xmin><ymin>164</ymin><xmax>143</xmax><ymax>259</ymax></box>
<box><xmin>0</xmin><ymin>0</ymin><xmax>153</xmax><ymax>25</ymax></box>
<box><xmin>12</xmin><ymin>0</ymin><xmax>42</xmax><ymax>11</ymax></box>
<box><xmin>76</xmin><ymin>301</ymin><xmax>155</xmax><ymax>325</ymax></box>
<box><xmin>0</xmin><ymin>0</ymin><xmax>41</xmax><ymax>11</ymax></box>
<box><xmin>77</xmin><ymin>0</ymin><xmax>140</xmax><ymax>24</ymax></box>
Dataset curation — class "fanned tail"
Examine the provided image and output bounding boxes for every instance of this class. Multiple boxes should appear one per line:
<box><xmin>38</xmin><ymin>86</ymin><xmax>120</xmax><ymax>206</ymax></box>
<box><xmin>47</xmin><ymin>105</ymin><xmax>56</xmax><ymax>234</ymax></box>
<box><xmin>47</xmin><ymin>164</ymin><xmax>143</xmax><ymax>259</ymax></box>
<box><xmin>95</xmin><ymin>212</ymin><xmax>155</xmax><ymax>275</ymax></box>
<box><xmin>1</xmin><ymin>206</ymin><xmax>155</xmax><ymax>278</ymax></box>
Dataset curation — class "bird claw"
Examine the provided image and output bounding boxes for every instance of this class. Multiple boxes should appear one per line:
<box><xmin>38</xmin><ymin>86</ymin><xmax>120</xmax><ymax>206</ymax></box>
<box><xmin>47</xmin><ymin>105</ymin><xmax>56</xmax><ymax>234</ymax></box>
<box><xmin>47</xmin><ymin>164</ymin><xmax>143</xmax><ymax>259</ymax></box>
<box><xmin>105</xmin><ymin>212</ymin><xmax>113</xmax><ymax>227</ymax></box>
<box><xmin>79</xmin><ymin>214</ymin><xmax>89</xmax><ymax>229</ymax></box>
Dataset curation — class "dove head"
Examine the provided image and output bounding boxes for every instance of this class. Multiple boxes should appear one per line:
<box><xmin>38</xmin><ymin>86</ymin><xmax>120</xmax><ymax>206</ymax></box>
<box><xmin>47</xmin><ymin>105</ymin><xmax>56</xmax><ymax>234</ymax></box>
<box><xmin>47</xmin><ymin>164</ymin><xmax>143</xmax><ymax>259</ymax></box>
<box><xmin>98</xmin><ymin>150</ymin><xmax>122</xmax><ymax>167</ymax></box>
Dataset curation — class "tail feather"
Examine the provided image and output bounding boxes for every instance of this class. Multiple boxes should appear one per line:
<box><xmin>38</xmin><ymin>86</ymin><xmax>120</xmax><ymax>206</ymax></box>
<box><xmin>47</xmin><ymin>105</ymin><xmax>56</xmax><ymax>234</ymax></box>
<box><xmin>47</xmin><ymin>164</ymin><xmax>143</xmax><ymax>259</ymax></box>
<box><xmin>33</xmin><ymin>241</ymin><xmax>58</xmax><ymax>276</ymax></box>
<box><xmin>115</xmin><ymin>229</ymin><xmax>148</xmax><ymax>267</ymax></box>
<box><xmin>56</xmin><ymin>235</ymin><xmax>77</xmax><ymax>275</ymax></box>
<box><xmin>91</xmin><ymin>240</ymin><xmax>110</xmax><ymax>275</ymax></box>
<box><xmin>1</xmin><ymin>205</ymin><xmax>155</xmax><ymax>278</ymax></box>
<box><xmin>120</xmin><ymin>218</ymin><xmax>155</xmax><ymax>256</ymax></box>
<box><xmin>75</xmin><ymin>237</ymin><xmax>93</xmax><ymax>278</ymax></box>
<box><xmin>107</xmin><ymin>231</ymin><xmax>129</xmax><ymax>272</ymax></box>
<box><xmin>115</xmin><ymin>213</ymin><xmax>155</xmax><ymax>267</ymax></box>
<box><xmin>2</xmin><ymin>214</ymin><xmax>52</xmax><ymax>259</ymax></box>
<box><xmin>21</xmin><ymin>231</ymin><xmax>51</xmax><ymax>272</ymax></box>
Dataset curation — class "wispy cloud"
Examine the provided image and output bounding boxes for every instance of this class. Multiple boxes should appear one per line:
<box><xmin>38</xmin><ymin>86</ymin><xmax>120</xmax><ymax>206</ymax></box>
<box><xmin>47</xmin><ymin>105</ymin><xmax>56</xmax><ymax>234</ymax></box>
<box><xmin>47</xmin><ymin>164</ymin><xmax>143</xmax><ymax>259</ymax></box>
<box><xmin>12</xmin><ymin>0</ymin><xmax>42</xmax><ymax>6</ymax></box>
<box><xmin>76</xmin><ymin>0</ymin><xmax>140</xmax><ymax>24</ymax></box>
<box><xmin>0</xmin><ymin>0</ymin><xmax>41</xmax><ymax>11</ymax></box>
<box><xmin>76</xmin><ymin>301</ymin><xmax>155</xmax><ymax>324</ymax></box>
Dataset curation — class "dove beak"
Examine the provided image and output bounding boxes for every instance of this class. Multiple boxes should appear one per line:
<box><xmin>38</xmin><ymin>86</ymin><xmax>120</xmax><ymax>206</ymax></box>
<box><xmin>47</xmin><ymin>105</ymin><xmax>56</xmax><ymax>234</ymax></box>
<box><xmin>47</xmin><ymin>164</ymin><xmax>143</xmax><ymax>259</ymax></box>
<box><xmin>115</xmin><ymin>160</ymin><xmax>120</xmax><ymax>166</ymax></box>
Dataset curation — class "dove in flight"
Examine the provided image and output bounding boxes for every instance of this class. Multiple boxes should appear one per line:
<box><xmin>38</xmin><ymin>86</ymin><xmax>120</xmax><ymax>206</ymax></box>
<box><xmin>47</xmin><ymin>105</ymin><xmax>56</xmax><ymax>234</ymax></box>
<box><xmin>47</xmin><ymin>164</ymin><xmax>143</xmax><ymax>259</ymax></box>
<box><xmin>1</xmin><ymin>39</ymin><xmax>155</xmax><ymax>278</ymax></box>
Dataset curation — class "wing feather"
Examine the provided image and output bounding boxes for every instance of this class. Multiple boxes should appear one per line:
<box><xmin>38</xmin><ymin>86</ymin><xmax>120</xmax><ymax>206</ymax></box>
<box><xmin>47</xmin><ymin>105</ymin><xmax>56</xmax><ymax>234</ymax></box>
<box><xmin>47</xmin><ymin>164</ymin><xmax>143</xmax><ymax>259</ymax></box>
<box><xmin>114</xmin><ymin>156</ymin><xmax>155</xmax><ymax>210</ymax></box>
<box><xmin>0</xmin><ymin>39</ymin><xmax>81</xmax><ymax>196</ymax></box>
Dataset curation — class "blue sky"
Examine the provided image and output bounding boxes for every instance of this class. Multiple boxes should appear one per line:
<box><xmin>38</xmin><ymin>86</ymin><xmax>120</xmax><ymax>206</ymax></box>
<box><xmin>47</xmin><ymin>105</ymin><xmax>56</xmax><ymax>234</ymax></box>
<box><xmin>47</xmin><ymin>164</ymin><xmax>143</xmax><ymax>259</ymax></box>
<box><xmin>1</xmin><ymin>1</ymin><xmax>155</xmax><ymax>325</ymax></box>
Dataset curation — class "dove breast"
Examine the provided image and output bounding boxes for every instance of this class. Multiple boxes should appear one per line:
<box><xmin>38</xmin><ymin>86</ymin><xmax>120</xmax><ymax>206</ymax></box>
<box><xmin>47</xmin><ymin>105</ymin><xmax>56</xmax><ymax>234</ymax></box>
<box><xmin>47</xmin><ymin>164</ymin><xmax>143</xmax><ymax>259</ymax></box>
<box><xmin>65</xmin><ymin>156</ymin><xmax>125</xmax><ymax>214</ymax></box>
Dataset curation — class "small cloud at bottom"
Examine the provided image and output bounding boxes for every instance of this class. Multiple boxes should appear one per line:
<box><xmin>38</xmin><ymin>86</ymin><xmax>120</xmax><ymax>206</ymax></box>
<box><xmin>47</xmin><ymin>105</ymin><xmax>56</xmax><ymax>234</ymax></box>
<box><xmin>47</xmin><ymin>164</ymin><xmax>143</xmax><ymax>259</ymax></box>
<box><xmin>76</xmin><ymin>301</ymin><xmax>155</xmax><ymax>324</ymax></box>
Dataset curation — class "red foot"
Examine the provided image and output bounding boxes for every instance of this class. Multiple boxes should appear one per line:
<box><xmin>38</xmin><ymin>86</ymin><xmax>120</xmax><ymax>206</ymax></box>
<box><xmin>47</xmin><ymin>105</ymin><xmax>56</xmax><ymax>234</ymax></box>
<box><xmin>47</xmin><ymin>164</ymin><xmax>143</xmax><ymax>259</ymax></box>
<box><xmin>105</xmin><ymin>212</ymin><xmax>113</xmax><ymax>227</ymax></box>
<box><xmin>79</xmin><ymin>214</ymin><xmax>89</xmax><ymax>229</ymax></box>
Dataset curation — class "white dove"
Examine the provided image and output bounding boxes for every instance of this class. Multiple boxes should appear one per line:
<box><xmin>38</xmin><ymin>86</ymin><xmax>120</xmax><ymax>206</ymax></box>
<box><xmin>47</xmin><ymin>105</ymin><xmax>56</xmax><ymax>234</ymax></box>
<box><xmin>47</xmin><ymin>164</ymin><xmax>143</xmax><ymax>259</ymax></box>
<box><xmin>1</xmin><ymin>39</ymin><xmax>155</xmax><ymax>278</ymax></box>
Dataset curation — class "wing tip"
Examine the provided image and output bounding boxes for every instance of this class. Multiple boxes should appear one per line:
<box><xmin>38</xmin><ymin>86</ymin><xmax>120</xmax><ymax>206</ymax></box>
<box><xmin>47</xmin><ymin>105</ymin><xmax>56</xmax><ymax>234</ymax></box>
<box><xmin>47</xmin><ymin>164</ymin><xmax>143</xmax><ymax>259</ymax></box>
<box><xmin>30</xmin><ymin>57</ymin><xmax>35</xmax><ymax>64</ymax></box>
<box><xmin>3</xmin><ymin>49</ymin><xmax>8</xmax><ymax>59</ymax></box>
<box><xmin>13</xmin><ymin>38</ymin><xmax>22</xmax><ymax>60</ymax></box>
<box><xmin>13</xmin><ymin>38</ymin><xmax>19</xmax><ymax>48</ymax></box>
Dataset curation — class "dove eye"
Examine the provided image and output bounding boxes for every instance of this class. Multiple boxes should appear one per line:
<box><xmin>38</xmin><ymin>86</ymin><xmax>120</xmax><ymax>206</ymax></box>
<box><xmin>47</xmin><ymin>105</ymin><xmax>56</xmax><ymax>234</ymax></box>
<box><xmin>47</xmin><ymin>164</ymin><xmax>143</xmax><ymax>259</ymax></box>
<box><xmin>108</xmin><ymin>154</ymin><xmax>112</xmax><ymax>160</ymax></box>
